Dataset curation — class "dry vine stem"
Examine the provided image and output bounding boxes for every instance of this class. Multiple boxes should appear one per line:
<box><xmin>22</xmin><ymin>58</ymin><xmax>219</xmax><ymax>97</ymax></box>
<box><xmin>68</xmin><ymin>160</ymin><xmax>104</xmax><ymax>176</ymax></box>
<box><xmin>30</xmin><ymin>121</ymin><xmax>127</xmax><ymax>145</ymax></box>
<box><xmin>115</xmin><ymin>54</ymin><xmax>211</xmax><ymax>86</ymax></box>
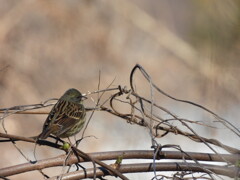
<box><xmin>0</xmin><ymin>64</ymin><xmax>239</xmax><ymax>179</ymax></box>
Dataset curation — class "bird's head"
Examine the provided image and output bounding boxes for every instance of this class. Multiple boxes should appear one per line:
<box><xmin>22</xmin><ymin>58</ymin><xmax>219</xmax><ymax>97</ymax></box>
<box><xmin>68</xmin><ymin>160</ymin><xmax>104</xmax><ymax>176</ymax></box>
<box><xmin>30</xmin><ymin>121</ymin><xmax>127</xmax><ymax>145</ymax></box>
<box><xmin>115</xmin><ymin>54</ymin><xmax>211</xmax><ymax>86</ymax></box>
<box><xmin>61</xmin><ymin>88</ymin><xmax>86</xmax><ymax>103</ymax></box>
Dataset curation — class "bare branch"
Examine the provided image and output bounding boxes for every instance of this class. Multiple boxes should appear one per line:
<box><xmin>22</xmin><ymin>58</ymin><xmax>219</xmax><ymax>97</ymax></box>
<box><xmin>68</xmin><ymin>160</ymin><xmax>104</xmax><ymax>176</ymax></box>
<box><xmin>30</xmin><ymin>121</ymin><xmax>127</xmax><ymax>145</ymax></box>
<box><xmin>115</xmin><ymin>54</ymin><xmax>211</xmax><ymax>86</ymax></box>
<box><xmin>1</xmin><ymin>150</ymin><xmax>238</xmax><ymax>177</ymax></box>
<box><xmin>48</xmin><ymin>162</ymin><xmax>239</xmax><ymax>180</ymax></box>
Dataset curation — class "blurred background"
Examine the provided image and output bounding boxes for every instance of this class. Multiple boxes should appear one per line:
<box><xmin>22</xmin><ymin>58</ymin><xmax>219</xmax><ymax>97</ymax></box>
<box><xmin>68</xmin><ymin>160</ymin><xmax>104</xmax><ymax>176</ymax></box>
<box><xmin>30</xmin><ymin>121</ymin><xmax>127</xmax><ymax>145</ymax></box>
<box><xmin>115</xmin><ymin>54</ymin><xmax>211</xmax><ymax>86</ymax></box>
<box><xmin>0</xmin><ymin>0</ymin><xmax>239</xmax><ymax>179</ymax></box>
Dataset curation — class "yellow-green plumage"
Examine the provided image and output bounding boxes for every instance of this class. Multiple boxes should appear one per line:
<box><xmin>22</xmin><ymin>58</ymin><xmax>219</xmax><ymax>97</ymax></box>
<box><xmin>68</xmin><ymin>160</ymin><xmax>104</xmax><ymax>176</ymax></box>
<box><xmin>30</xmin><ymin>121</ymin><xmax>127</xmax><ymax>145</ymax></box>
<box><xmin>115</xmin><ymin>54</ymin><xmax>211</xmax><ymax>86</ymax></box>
<box><xmin>38</xmin><ymin>88</ymin><xmax>86</xmax><ymax>139</ymax></box>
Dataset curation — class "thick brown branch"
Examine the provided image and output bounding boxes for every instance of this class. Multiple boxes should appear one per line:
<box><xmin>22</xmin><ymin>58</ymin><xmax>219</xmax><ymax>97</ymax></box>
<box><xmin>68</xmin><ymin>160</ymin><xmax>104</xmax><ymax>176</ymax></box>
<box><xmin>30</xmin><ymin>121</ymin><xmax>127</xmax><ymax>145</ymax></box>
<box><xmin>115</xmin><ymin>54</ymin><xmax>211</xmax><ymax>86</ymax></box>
<box><xmin>1</xmin><ymin>150</ymin><xmax>239</xmax><ymax>177</ymax></box>
<box><xmin>71</xmin><ymin>147</ymin><xmax>129</xmax><ymax>180</ymax></box>
<box><xmin>48</xmin><ymin>162</ymin><xmax>240</xmax><ymax>180</ymax></box>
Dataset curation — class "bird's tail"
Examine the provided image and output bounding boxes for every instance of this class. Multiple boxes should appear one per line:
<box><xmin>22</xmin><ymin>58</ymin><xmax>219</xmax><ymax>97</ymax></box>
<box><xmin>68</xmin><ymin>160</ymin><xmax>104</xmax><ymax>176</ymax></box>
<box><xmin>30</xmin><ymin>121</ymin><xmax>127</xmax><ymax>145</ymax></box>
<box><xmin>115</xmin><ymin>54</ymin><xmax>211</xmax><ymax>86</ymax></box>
<box><xmin>38</xmin><ymin>129</ymin><xmax>52</xmax><ymax>140</ymax></box>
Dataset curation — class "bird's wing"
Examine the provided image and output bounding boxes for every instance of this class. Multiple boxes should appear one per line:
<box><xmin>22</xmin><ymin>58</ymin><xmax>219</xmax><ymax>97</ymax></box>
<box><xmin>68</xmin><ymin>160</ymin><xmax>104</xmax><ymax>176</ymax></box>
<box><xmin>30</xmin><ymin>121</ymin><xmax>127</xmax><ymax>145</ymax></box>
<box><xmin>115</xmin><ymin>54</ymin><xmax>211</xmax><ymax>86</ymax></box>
<box><xmin>39</xmin><ymin>100</ymin><xmax>85</xmax><ymax>139</ymax></box>
<box><xmin>38</xmin><ymin>99</ymin><xmax>68</xmax><ymax>139</ymax></box>
<box><xmin>53</xmin><ymin>102</ymin><xmax>86</xmax><ymax>136</ymax></box>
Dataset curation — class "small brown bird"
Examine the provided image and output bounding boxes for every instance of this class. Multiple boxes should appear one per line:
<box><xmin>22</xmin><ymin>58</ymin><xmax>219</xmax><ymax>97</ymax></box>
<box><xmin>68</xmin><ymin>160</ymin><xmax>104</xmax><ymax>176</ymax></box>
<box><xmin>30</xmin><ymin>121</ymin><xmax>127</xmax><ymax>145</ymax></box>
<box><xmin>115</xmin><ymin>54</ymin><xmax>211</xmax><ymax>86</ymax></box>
<box><xmin>38</xmin><ymin>88</ymin><xmax>86</xmax><ymax>139</ymax></box>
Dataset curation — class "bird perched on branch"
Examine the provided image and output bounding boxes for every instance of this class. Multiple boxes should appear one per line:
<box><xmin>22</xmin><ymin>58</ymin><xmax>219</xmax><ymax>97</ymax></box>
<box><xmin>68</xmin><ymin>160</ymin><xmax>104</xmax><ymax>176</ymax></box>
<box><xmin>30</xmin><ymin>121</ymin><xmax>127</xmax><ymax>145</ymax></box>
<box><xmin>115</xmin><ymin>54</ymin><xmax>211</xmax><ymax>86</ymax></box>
<box><xmin>38</xmin><ymin>88</ymin><xmax>86</xmax><ymax>139</ymax></box>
